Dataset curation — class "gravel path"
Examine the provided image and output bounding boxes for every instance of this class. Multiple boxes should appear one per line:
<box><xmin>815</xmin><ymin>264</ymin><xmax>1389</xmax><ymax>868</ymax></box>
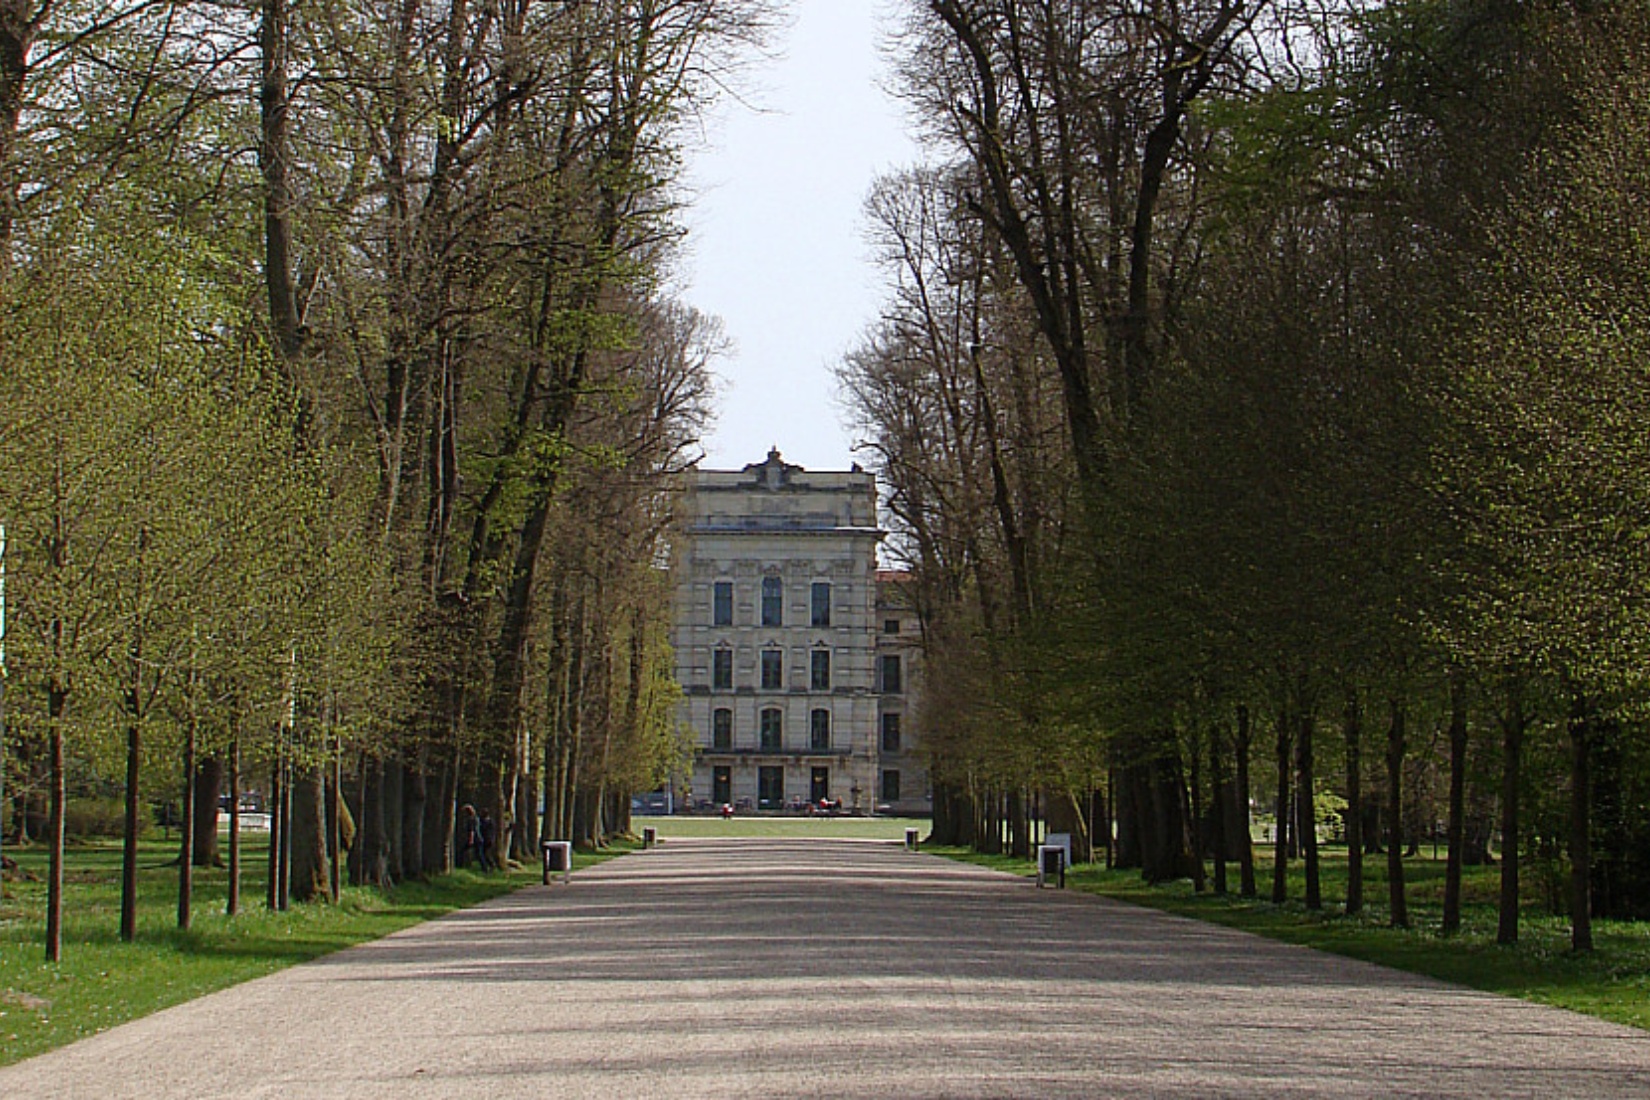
<box><xmin>3</xmin><ymin>837</ymin><xmax>1648</xmax><ymax>1098</ymax></box>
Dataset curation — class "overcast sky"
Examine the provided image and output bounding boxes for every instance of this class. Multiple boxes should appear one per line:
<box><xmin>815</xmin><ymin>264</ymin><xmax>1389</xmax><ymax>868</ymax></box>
<box><xmin>680</xmin><ymin>0</ymin><xmax>923</xmax><ymax>473</ymax></box>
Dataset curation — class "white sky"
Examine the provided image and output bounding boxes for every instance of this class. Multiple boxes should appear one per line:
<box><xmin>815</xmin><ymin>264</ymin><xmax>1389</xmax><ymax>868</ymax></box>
<box><xmin>681</xmin><ymin>0</ymin><xmax>923</xmax><ymax>473</ymax></box>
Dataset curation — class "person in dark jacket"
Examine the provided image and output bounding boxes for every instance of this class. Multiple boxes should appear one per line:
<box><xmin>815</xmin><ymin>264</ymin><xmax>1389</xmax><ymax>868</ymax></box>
<box><xmin>459</xmin><ymin>804</ymin><xmax>482</xmax><ymax>867</ymax></box>
<box><xmin>477</xmin><ymin>807</ymin><xmax>496</xmax><ymax>870</ymax></box>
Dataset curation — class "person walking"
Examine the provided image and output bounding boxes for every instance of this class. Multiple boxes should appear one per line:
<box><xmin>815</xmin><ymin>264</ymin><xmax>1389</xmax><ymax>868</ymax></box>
<box><xmin>477</xmin><ymin>807</ymin><xmax>496</xmax><ymax>870</ymax></box>
<box><xmin>459</xmin><ymin>804</ymin><xmax>482</xmax><ymax>867</ymax></box>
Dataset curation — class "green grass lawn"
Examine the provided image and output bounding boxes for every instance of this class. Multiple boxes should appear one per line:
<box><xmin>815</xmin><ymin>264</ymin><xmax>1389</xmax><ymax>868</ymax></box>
<box><xmin>932</xmin><ymin>843</ymin><xmax>1650</xmax><ymax>1032</ymax></box>
<box><xmin>0</xmin><ymin>833</ymin><xmax>626</xmax><ymax>1065</ymax></box>
<box><xmin>642</xmin><ymin>814</ymin><xmax>927</xmax><ymax>840</ymax></box>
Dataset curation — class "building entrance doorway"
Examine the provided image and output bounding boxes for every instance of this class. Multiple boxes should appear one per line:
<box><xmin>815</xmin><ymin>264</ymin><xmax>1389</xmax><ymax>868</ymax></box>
<box><xmin>712</xmin><ymin>766</ymin><xmax>731</xmax><ymax>805</ymax></box>
<box><xmin>810</xmin><ymin>767</ymin><xmax>830</xmax><ymax>803</ymax></box>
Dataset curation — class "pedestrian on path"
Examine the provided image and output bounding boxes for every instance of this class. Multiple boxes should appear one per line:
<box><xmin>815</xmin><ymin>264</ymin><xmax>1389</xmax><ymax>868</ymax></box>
<box><xmin>477</xmin><ymin>808</ymin><xmax>496</xmax><ymax>869</ymax></box>
<box><xmin>459</xmin><ymin>804</ymin><xmax>482</xmax><ymax>867</ymax></box>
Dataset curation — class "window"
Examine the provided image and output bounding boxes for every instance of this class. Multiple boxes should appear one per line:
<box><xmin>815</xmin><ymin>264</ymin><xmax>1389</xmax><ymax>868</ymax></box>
<box><xmin>713</xmin><ymin>581</ymin><xmax>733</xmax><ymax>626</ymax></box>
<box><xmin>810</xmin><ymin>648</ymin><xmax>831</xmax><ymax>691</ymax></box>
<box><xmin>761</xmin><ymin>576</ymin><xmax>783</xmax><ymax>626</ymax></box>
<box><xmin>758</xmin><ymin>765</ymin><xmax>784</xmax><ymax>809</ymax></box>
<box><xmin>883</xmin><ymin>618</ymin><xmax>900</xmax><ymax>635</ymax></box>
<box><xmin>810</xmin><ymin>708</ymin><xmax>831</xmax><ymax>751</ymax></box>
<box><xmin>881</xmin><ymin>769</ymin><xmax>901</xmax><ymax>803</ymax></box>
<box><xmin>811</xmin><ymin>582</ymin><xmax>831</xmax><ymax>627</ymax></box>
<box><xmin>712</xmin><ymin>708</ymin><xmax>733</xmax><ymax>750</ymax></box>
<box><xmin>761</xmin><ymin>649</ymin><xmax>783</xmax><ymax>690</ymax></box>
<box><xmin>880</xmin><ymin>654</ymin><xmax>902</xmax><ymax>694</ymax></box>
<box><xmin>759</xmin><ymin>708</ymin><xmax>782</xmax><ymax>751</ymax></box>
<box><xmin>881</xmin><ymin>713</ymin><xmax>901</xmax><ymax>753</ymax></box>
<box><xmin>712</xmin><ymin>648</ymin><xmax>733</xmax><ymax>691</ymax></box>
<box><xmin>713</xmin><ymin>766</ymin><xmax>732</xmax><ymax>805</ymax></box>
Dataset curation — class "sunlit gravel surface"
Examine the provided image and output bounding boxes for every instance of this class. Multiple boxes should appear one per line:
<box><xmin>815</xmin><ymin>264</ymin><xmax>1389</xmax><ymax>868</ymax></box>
<box><xmin>3</xmin><ymin>836</ymin><xmax>1648</xmax><ymax>1098</ymax></box>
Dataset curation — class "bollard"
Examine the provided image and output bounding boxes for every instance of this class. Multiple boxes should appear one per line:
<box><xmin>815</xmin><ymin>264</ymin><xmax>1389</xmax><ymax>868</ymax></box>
<box><xmin>542</xmin><ymin>839</ymin><xmax>573</xmax><ymax>885</ymax></box>
<box><xmin>643</xmin><ymin>826</ymin><xmax>657</xmax><ymax>849</ymax></box>
<box><xmin>905</xmin><ymin>827</ymin><xmax>920</xmax><ymax>852</ymax></box>
<box><xmin>1037</xmin><ymin>844</ymin><xmax>1066</xmax><ymax>889</ymax></box>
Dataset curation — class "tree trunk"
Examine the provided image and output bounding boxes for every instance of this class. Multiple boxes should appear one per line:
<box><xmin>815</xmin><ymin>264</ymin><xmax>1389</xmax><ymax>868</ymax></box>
<box><xmin>192</xmin><ymin>756</ymin><xmax>224</xmax><ymax>868</ymax></box>
<box><xmin>278</xmin><ymin>753</ymin><xmax>292</xmax><ymax>909</ymax></box>
<box><xmin>260</xmin><ymin>0</ymin><xmax>304</xmax><ymax>365</ymax></box>
<box><xmin>46</xmin><ymin>679</ymin><xmax>67</xmax><ymax>961</ymax></box>
<box><xmin>1296</xmin><ymin>698</ymin><xmax>1320</xmax><ymax>910</ymax></box>
<box><xmin>384</xmin><ymin>758</ymin><xmax>405</xmax><ymax>882</ymax></box>
<box><xmin>0</xmin><ymin>0</ymin><xmax>39</xmax><ymax>282</ymax></box>
<box><xmin>426</xmin><ymin>754</ymin><xmax>455</xmax><ymax>874</ymax></box>
<box><xmin>979</xmin><ymin>786</ymin><xmax>1003</xmax><ymax>855</ymax></box>
<box><xmin>1235</xmin><ymin>705</ymin><xmax>1255</xmax><ymax>897</ymax></box>
<box><xmin>329</xmin><ymin>732</ymin><xmax>343</xmax><ymax>903</ymax></box>
<box><xmin>1272</xmin><ymin>704</ymin><xmax>1290</xmax><ymax>905</ymax></box>
<box><xmin>1114</xmin><ymin>766</ymin><xmax>1139</xmax><ymax>869</ymax></box>
<box><xmin>402</xmin><ymin>761</ymin><xmax>428</xmax><ymax>879</ymax></box>
<box><xmin>266</xmin><ymin>758</ymin><xmax>283</xmax><ymax>910</ymax></box>
<box><xmin>1210</xmin><ymin>723</ymin><xmax>1227</xmax><ymax>894</ymax></box>
<box><xmin>1184</xmin><ymin>754</ymin><xmax>1205</xmax><ymax>893</ymax></box>
<box><xmin>227</xmin><ymin>734</ymin><xmax>241</xmax><ymax>917</ymax></box>
<box><xmin>513</xmin><ymin>761</ymin><xmax>533</xmax><ymax>860</ymax></box>
<box><xmin>954</xmin><ymin>784</ymin><xmax>977</xmax><ymax>848</ymax></box>
<box><xmin>1386</xmin><ymin>697</ymin><xmax>1409</xmax><ymax>929</ymax></box>
<box><xmin>1567</xmin><ymin>687</ymin><xmax>1593</xmax><ymax>953</ymax></box>
<box><xmin>120</xmin><ymin>707</ymin><xmax>142</xmax><ymax>943</ymax></box>
<box><xmin>1443</xmin><ymin>670</ymin><xmax>1468</xmax><ymax>934</ymax></box>
<box><xmin>121</xmin><ymin>530</ymin><xmax>147</xmax><ymax>944</ymax></box>
<box><xmin>177</xmin><ymin>699</ymin><xmax>196</xmax><ymax>930</ymax></box>
<box><xmin>1008</xmin><ymin>788</ymin><xmax>1029</xmax><ymax>859</ymax></box>
<box><xmin>359</xmin><ymin>756</ymin><xmax>390</xmax><ymax>886</ymax></box>
<box><xmin>1344</xmin><ymin>688</ymin><xmax>1364</xmax><ymax>916</ymax></box>
<box><xmin>1142</xmin><ymin>754</ymin><xmax>1189</xmax><ymax>884</ymax></box>
<box><xmin>289</xmin><ymin>767</ymin><xmax>330</xmax><ymax>903</ymax></box>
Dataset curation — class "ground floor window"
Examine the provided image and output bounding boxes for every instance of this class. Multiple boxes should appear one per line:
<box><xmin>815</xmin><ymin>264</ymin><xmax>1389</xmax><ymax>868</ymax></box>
<box><xmin>811</xmin><ymin>766</ymin><xmax>830</xmax><ymax>802</ymax></box>
<box><xmin>881</xmin><ymin>769</ymin><xmax>900</xmax><ymax>802</ymax></box>
<box><xmin>713</xmin><ymin>766</ymin><xmax>732</xmax><ymax>805</ymax></box>
<box><xmin>758</xmin><ymin>766</ymin><xmax>784</xmax><ymax>809</ymax></box>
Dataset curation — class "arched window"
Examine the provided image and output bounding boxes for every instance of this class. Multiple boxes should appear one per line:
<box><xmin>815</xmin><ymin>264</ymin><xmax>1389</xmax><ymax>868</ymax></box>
<box><xmin>712</xmin><ymin>708</ymin><xmax>733</xmax><ymax>750</ymax></box>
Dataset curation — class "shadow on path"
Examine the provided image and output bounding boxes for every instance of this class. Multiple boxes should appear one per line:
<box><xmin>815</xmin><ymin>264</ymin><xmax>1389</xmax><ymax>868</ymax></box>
<box><xmin>2</xmin><ymin>836</ymin><xmax>1647</xmax><ymax>1099</ymax></box>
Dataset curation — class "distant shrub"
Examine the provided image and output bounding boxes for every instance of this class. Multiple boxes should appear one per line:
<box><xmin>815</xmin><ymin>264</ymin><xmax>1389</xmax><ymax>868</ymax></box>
<box><xmin>63</xmin><ymin>797</ymin><xmax>127</xmax><ymax>838</ymax></box>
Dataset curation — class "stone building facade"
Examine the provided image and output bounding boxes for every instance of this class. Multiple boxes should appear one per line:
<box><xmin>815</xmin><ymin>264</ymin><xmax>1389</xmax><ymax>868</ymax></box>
<box><xmin>671</xmin><ymin>449</ymin><xmax>928</xmax><ymax>815</ymax></box>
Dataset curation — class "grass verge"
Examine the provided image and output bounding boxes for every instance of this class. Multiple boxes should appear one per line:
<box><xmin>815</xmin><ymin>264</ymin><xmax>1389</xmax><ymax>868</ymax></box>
<box><xmin>0</xmin><ymin>834</ymin><xmax>628</xmax><ymax>1065</ymax></box>
<box><xmin>929</xmin><ymin>844</ymin><xmax>1650</xmax><ymax>1032</ymax></box>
